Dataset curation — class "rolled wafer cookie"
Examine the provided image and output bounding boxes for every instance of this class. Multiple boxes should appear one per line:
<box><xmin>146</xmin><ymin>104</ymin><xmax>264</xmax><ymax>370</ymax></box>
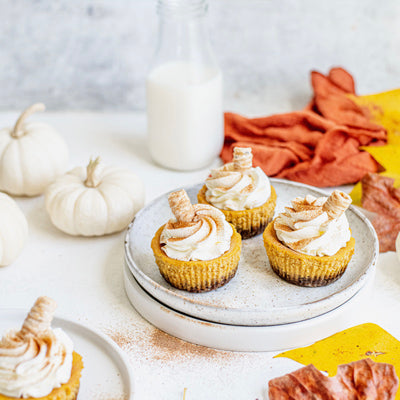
<box><xmin>168</xmin><ymin>189</ymin><xmax>195</xmax><ymax>223</ymax></box>
<box><xmin>323</xmin><ymin>190</ymin><xmax>352</xmax><ymax>220</ymax></box>
<box><xmin>233</xmin><ymin>147</ymin><xmax>253</xmax><ymax>170</ymax></box>
<box><xmin>18</xmin><ymin>296</ymin><xmax>57</xmax><ymax>338</ymax></box>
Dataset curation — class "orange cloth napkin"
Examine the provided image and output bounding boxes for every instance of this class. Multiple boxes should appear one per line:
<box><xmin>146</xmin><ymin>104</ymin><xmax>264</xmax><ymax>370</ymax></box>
<box><xmin>222</xmin><ymin>68</ymin><xmax>387</xmax><ymax>187</ymax></box>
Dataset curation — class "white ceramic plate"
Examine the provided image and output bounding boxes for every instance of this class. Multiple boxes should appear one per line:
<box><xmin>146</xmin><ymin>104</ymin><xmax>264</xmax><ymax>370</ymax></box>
<box><xmin>123</xmin><ymin>262</ymin><xmax>375</xmax><ymax>352</ymax></box>
<box><xmin>0</xmin><ymin>310</ymin><xmax>134</xmax><ymax>399</ymax></box>
<box><xmin>125</xmin><ymin>179</ymin><xmax>378</xmax><ymax>326</ymax></box>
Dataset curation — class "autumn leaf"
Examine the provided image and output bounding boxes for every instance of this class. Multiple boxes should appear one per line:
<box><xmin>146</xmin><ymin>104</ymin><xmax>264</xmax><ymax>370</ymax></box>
<box><xmin>269</xmin><ymin>359</ymin><xmax>398</xmax><ymax>399</ymax></box>
<box><xmin>349</xmin><ymin>89</ymin><xmax>400</xmax><ymax>205</ymax></box>
<box><xmin>350</xmin><ymin>171</ymin><xmax>400</xmax><ymax>206</ymax></box>
<box><xmin>352</xmin><ymin>89</ymin><xmax>400</xmax><ymax>145</ymax></box>
<box><xmin>275</xmin><ymin>323</ymin><xmax>400</xmax><ymax>400</ymax></box>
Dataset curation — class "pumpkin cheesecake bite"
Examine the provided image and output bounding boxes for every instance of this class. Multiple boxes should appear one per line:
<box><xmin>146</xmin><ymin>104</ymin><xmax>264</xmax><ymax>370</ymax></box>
<box><xmin>263</xmin><ymin>190</ymin><xmax>355</xmax><ymax>287</ymax></box>
<box><xmin>198</xmin><ymin>147</ymin><xmax>276</xmax><ymax>239</ymax></box>
<box><xmin>151</xmin><ymin>189</ymin><xmax>242</xmax><ymax>292</ymax></box>
<box><xmin>0</xmin><ymin>296</ymin><xmax>83</xmax><ymax>400</ymax></box>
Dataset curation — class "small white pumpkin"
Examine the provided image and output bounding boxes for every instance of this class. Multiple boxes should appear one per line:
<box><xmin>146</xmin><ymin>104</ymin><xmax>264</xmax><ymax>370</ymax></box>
<box><xmin>0</xmin><ymin>103</ymin><xmax>69</xmax><ymax>196</ymax></box>
<box><xmin>0</xmin><ymin>192</ymin><xmax>28</xmax><ymax>266</ymax></box>
<box><xmin>45</xmin><ymin>158</ymin><xmax>145</xmax><ymax>236</ymax></box>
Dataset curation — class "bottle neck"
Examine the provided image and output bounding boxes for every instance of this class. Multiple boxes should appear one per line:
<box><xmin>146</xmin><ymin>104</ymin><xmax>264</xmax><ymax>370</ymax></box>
<box><xmin>157</xmin><ymin>0</ymin><xmax>208</xmax><ymax>20</ymax></box>
<box><xmin>151</xmin><ymin>0</ymin><xmax>218</xmax><ymax>72</ymax></box>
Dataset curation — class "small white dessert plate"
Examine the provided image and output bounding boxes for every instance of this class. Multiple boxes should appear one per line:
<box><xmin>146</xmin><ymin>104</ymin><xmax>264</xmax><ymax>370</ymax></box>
<box><xmin>125</xmin><ymin>179</ymin><xmax>378</xmax><ymax>326</ymax></box>
<box><xmin>123</xmin><ymin>262</ymin><xmax>375</xmax><ymax>352</ymax></box>
<box><xmin>0</xmin><ymin>310</ymin><xmax>134</xmax><ymax>400</ymax></box>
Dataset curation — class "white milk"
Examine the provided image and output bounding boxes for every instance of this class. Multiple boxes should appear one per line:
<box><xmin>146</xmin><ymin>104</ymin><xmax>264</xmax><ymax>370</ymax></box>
<box><xmin>146</xmin><ymin>61</ymin><xmax>223</xmax><ymax>171</ymax></box>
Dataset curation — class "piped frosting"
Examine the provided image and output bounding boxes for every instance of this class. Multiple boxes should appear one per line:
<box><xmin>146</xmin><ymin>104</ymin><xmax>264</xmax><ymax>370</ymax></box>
<box><xmin>205</xmin><ymin>147</ymin><xmax>271</xmax><ymax>211</ymax></box>
<box><xmin>160</xmin><ymin>189</ymin><xmax>233</xmax><ymax>261</ymax></box>
<box><xmin>0</xmin><ymin>297</ymin><xmax>73</xmax><ymax>398</ymax></box>
<box><xmin>274</xmin><ymin>191</ymin><xmax>352</xmax><ymax>256</ymax></box>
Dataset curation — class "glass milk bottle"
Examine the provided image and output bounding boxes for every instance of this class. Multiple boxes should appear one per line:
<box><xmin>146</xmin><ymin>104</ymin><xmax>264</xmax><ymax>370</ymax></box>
<box><xmin>146</xmin><ymin>0</ymin><xmax>223</xmax><ymax>171</ymax></box>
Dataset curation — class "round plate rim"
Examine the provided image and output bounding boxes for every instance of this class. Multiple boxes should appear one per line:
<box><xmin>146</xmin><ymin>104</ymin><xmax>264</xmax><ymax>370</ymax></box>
<box><xmin>0</xmin><ymin>308</ymin><xmax>135</xmax><ymax>399</ymax></box>
<box><xmin>125</xmin><ymin>178</ymin><xmax>378</xmax><ymax>324</ymax></box>
<box><xmin>123</xmin><ymin>261</ymin><xmax>375</xmax><ymax>352</ymax></box>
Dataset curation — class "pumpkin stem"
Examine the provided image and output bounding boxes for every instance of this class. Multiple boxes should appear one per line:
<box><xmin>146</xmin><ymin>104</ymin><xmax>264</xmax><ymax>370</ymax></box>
<box><xmin>11</xmin><ymin>103</ymin><xmax>46</xmax><ymax>138</ymax></box>
<box><xmin>85</xmin><ymin>157</ymin><xmax>102</xmax><ymax>188</ymax></box>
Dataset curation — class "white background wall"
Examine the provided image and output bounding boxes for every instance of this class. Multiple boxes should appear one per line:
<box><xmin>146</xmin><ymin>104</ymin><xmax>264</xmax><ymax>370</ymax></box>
<box><xmin>1</xmin><ymin>0</ymin><xmax>399</xmax><ymax>114</ymax></box>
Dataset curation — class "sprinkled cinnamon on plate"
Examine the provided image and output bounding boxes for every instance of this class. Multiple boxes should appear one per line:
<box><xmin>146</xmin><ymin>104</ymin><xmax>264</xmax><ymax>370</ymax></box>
<box><xmin>103</xmin><ymin>324</ymin><xmax>240</xmax><ymax>364</ymax></box>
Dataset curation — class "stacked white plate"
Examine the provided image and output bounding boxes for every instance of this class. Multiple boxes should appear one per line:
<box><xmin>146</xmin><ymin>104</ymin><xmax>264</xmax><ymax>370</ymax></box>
<box><xmin>123</xmin><ymin>179</ymin><xmax>378</xmax><ymax>352</ymax></box>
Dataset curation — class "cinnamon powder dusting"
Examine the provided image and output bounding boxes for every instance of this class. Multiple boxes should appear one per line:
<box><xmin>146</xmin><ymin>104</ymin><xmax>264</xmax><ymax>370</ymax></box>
<box><xmin>104</xmin><ymin>323</ymin><xmax>240</xmax><ymax>364</ymax></box>
<box><xmin>149</xmin><ymin>329</ymin><xmax>235</xmax><ymax>361</ymax></box>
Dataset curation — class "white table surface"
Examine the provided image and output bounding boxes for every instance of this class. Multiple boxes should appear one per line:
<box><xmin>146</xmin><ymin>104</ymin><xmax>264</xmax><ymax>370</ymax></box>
<box><xmin>0</xmin><ymin>111</ymin><xmax>399</xmax><ymax>400</ymax></box>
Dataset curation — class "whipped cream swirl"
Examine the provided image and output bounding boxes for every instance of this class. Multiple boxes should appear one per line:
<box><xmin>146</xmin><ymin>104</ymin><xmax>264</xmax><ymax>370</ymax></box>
<box><xmin>161</xmin><ymin>203</ymin><xmax>233</xmax><ymax>261</ymax></box>
<box><xmin>205</xmin><ymin>163</ymin><xmax>271</xmax><ymax>211</ymax></box>
<box><xmin>274</xmin><ymin>193</ymin><xmax>351</xmax><ymax>256</ymax></box>
<box><xmin>0</xmin><ymin>296</ymin><xmax>74</xmax><ymax>399</ymax></box>
<box><xmin>0</xmin><ymin>329</ymin><xmax>73</xmax><ymax>398</ymax></box>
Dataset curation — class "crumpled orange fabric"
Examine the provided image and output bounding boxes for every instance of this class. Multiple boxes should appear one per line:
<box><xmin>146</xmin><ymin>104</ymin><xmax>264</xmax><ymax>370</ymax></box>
<box><xmin>222</xmin><ymin>68</ymin><xmax>387</xmax><ymax>187</ymax></box>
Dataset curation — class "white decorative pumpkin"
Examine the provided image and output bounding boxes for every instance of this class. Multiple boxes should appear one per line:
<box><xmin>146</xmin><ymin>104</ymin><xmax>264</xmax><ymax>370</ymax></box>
<box><xmin>45</xmin><ymin>158</ymin><xmax>145</xmax><ymax>236</ymax></box>
<box><xmin>0</xmin><ymin>192</ymin><xmax>28</xmax><ymax>266</ymax></box>
<box><xmin>0</xmin><ymin>103</ymin><xmax>69</xmax><ymax>196</ymax></box>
